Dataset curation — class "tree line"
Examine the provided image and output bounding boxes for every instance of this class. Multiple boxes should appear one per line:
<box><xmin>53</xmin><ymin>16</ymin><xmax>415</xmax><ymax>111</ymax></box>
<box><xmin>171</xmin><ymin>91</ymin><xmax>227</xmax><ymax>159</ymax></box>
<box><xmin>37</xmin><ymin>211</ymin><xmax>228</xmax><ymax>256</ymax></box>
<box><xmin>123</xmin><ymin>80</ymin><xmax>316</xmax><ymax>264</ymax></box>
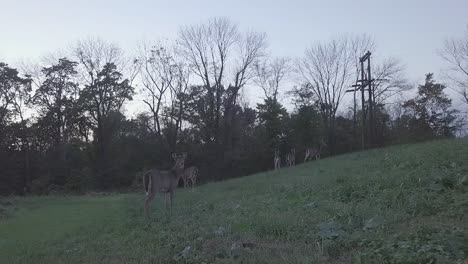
<box><xmin>1</xmin><ymin>18</ymin><xmax>466</xmax><ymax>195</ymax></box>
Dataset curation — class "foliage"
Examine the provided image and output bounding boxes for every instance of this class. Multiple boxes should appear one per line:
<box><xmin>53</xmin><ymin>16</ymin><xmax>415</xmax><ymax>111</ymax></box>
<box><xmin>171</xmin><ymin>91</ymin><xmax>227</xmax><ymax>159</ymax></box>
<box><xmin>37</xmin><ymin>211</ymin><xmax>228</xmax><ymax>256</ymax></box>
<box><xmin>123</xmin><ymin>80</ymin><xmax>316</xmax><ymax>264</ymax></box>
<box><xmin>402</xmin><ymin>73</ymin><xmax>460</xmax><ymax>139</ymax></box>
<box><xmin>0</xmin><ymin>24</ymin><xmax>464</xmax><ymax>195</ymax></box>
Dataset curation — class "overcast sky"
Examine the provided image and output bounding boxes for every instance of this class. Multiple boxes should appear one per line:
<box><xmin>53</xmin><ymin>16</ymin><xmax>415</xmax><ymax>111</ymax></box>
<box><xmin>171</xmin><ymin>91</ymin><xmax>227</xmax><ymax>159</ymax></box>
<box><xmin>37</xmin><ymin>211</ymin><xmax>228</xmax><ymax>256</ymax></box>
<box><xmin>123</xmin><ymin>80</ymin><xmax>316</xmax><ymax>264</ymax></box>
<box><xmin>1</xmin><ymin>0</ymin><xmax>467</xmax><ymax>112</ymax></box>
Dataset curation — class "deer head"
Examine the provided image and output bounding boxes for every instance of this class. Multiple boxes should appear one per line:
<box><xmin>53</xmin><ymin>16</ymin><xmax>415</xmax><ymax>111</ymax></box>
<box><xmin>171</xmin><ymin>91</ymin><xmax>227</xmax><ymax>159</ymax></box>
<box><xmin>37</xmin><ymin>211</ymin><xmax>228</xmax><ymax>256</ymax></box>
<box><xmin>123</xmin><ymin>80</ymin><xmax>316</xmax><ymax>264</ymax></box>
<box><xmin>320</xmin><ymin>139</ymin><xmax>328</xmax><ymax>148</ymax></box>
<box><xmin>171</xmin><ymin>152</ymin><xmax>187</xmax><ymax>170</ymax></box>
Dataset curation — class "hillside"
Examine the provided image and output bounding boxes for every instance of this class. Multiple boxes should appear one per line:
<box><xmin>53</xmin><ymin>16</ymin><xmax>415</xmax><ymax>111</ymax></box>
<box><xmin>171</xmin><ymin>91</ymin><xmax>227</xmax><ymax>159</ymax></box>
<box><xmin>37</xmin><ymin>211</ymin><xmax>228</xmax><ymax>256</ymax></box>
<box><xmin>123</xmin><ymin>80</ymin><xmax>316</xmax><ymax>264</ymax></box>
<box><xmin>1</xmin><ymin>139</ymin><xmax>467</xmax><ymax>263</ymax></box>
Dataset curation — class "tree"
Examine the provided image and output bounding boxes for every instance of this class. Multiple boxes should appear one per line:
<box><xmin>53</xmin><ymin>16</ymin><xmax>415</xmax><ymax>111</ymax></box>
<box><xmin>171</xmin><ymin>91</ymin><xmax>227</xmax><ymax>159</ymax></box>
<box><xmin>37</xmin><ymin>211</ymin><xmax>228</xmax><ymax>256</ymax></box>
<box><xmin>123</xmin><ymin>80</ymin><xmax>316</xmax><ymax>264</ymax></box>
<box><xmin>441</xmin><ymin>26</ymin><xmax>468</xmax><ymax>105</ymax></box>
<box><xmin>73</xmin><ymin>38</ymin><xmax>136</xmax><ymax>188</ymax></box>
<box><xmin>254</xmin><ymin>57</ymin><xmax>290</xmax><ymax>101</ymax></box>
<box><xmin>178</xmin><ymin>18</ymin><xmax>266</xmax><ymax>138</ymax></box>
<box><xmin>164</xmin><ymin>57</ymin><xmax>191</xmax><ymax>153</ymax></box>
<box><xmin>179</xmin><ymin>17</ymin><xmax>267</xmax><ymax>166</ymax></box>
<box><xmin>33</xmin><ymin>59</ymin><xmax>80</xmax><ymax>155</ymax></box>
<box><xmin>80</xmin><ymin>63</ymin><xmax>134</xmax><ymax>187</ymax></box>
<box><xmin>372</xmin><ymin>58</ymin><xmax>411</xmax><ymax>105</ymax></box>
<box><xmin>138</xmin><ymin>42</ymin><xmax>191</xmax><ymax>152</ymax></box>
<box><xmin>0</xmin><ymin>62</ymin><xmax>32</xmax><ymax>194</ymax></box>
<box><xmin>403</xmin><ymin>73</ymin><xmax>460</xmax><ymax>139</ymax></box>
<box><xmin>297</xmin><ymin>35</ymin><xmax>373</xmax><ymax>153</ymax></box>
<box><xmin>178</xmin><ymin>17</ymin><xmax>239</xmax><ymax>142</ymax></box>
<box><xmin>223</xmin><ymin>30</ymin><xmax>267</xmax><ymax>162</ymax></box>
<box><xmin>138</xmin><ymin>43</ymin><xmax>175</xmax><ymax>137</ymax></box>
<box><xmin>0</xmin><ymin>62</ymin><xmax>31</xmax><ymax>128</ymax></box>
<box><xmin>255</xmin><ymin>98</ymin><xmax>288</xmax><ymax>170</ymax></box>
<box><xmin>31</xmin><ymin>58</ymin><xmax>83</xmax><ymax>185</ymax></box>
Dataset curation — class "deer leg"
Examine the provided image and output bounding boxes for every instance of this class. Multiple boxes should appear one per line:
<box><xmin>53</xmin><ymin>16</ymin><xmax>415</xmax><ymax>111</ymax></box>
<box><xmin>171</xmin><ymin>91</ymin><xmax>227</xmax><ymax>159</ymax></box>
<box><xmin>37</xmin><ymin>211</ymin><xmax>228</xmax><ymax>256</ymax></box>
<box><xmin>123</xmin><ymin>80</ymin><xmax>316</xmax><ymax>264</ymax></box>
<box><xmin>169</xmin><ymin>190</ymin><xmax>174</xmax><ymax>215</ymax></box>
<box><xmin>145</xmin><ymin>192</ymin><xmax>156</xmax><ymax>219</ymax></box>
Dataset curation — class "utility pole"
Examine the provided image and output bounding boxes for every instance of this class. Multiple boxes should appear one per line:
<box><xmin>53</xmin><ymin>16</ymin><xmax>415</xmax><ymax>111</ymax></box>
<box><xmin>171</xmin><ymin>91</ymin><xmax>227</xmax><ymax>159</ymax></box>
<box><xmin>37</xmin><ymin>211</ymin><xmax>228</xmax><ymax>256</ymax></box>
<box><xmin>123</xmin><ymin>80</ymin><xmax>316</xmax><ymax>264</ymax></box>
<box><xmin>364</xmin><ymin>52</ymin><xmax>374</xmax><ymax>146</ymax></box>
<box><xmin>346</xmin><ymin>51</ymin><xmax>375</xmax><ymax>149</ymax></box>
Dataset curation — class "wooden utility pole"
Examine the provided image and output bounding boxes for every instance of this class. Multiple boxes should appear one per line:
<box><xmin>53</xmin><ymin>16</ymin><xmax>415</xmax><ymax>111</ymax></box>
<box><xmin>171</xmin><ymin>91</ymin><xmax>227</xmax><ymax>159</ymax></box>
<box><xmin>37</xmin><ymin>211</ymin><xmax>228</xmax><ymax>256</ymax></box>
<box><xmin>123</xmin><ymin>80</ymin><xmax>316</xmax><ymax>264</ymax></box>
<box><xmin>346</xmin><ymin>51</ymin><xmax>375</xmax><ymax>149</ymax></box>
<box><xmin>363</xmin><ymin>52</ymin><xmax>374</xmax><ymax>146</ymax></box>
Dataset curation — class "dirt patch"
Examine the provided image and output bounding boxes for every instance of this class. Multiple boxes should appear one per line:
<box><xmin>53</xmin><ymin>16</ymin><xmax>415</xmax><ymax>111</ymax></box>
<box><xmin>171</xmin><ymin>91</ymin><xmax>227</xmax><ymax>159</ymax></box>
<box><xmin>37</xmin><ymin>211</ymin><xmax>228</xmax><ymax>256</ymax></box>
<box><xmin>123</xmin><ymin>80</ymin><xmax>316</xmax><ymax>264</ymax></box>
<box><xmin>202</xmin><ymin>238</ymin><xmax>226</xmax><ymax>253</ymax></box>
<box><xmin>320</xmin><ymin>254</ymin><xmax>353</xmax><ymax>264</ymax></box>
<box><xmin>0</xmin><ymin>200</ymin><xmax>14</xmax><ymax>217</ymax></box>
<box><xmin>0</xmin><ymin>201</ymin><xmax>13</xmax><ymax>207</ymax></box>
<box><xmin>86</xmin><ymin>191</ymin><xmax>113</xmax><ymax>196</ymax></box>
<box><xmin>397</xmin><ymin>215</ymin><xmax>466</xmax><ymax>233</ymax></box>
<box><xmin>238</xmin><ymin>238</ymin><xmax>306</xmax><ymax>251</ymax></box>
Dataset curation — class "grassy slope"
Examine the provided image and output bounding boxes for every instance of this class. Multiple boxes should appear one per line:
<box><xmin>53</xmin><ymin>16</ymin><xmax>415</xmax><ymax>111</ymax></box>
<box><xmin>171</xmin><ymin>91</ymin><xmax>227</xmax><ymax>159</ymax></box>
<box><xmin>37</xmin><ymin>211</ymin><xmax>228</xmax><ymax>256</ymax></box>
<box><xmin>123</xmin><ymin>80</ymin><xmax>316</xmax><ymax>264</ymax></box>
<box><xmin>0</xmin><ymin>139</ymin><xmax>467</xmax><ymax>263</ymax></box>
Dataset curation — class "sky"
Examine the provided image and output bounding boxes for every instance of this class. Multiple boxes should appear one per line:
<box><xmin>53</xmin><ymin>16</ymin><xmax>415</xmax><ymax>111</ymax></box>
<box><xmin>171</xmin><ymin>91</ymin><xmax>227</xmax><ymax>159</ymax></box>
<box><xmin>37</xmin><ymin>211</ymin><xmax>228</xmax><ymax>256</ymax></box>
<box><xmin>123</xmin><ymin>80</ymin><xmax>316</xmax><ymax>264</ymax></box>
<box><xmin>1</xmin><ymin>0</ymin><xmax>467</xmax><ymax>113</ymax></box>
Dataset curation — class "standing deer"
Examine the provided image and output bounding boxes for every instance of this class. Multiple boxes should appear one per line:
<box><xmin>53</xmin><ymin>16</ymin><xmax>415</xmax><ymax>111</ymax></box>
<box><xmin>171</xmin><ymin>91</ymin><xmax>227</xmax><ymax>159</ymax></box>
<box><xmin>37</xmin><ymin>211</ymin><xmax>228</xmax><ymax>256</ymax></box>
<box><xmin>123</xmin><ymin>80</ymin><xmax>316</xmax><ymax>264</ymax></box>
<box><xmin>143</xmin><ymin>152</ymin><xmax>187</xmax><ymax>218</ymax></box>
<box><xmin>274</xmin><ymin>150</ymin><xmax>281</xmax><ymax>170</ymax></box>
<box><xmin>183</xmin><ymin>166</ymin><xmax>198</xmax><ymax>190</ymax></box>
<box><xmin>304</xmin><ymin>139</ymin><xmax>327</xmax><ymax>162</ymax></box>
<box><xmin>285</xmin><ymin>148</ymin><xmax>296</xmax><ymax>167</ymax></box>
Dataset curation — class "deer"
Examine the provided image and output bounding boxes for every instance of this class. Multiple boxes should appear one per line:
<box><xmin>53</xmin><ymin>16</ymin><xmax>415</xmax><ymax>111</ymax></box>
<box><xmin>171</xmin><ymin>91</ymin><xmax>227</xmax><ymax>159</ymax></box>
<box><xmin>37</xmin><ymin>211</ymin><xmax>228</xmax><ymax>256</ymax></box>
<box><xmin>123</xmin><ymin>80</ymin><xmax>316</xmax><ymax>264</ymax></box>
<box><xmin>183</xmin><ymin>166</ymin><xmax>198</xmax><ymax>190</ymax></box>
<box><xmin>274</xmin><ymin>150</ymin><xmax>281</xmax><ymax>170</ymax></box>
<box><xmin>143</xmin><ymin>152</ymin><xmax>187</xmax><ymax>218</ymax></box>
<box><xmin>285</xmin><ymin>148</ymin><xmax>296</xmax><ymax>167</ymax></box>
<box><xmin>304</xmin><ymin>139</ymin><xmax>327</xmax><ymax>162</ymax></box>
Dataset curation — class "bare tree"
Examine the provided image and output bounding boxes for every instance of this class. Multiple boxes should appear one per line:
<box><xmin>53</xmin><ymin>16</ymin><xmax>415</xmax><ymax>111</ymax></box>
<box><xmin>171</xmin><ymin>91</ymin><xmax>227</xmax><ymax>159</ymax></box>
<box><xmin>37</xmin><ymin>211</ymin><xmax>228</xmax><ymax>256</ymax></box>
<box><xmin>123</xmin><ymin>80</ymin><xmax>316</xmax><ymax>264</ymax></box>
<box><xmin>372</xmin><ymin>58</ymin><xmax>411</xmax><ymax>105</ymax></box>
<box><xmin>138</xmin><ymin>42</ymin><xmax>175</xmax><ymax>136</ymax></box>
<box><xmin>297</xmin><ymin>36</ymin><xmax>351</xmax><ymax>150</ymax></box>
<box><xmin>74</xmin><ymin>37</ymin><xmax>124</xmax><ymax>85</ymax></box>
<box><xmin>178</xmin><ymin>18</ymin><xmax>267</xmax><ymax>144</ymax></box>
<box><xmin>441</xmin><ymin>27</ymin><xmax>468</xmax><ymax>105</ymax></box>
<box><xmin>165</xmin><ymin>57</ymin><xmax>191</xmax><ymax>151</ymax></box>
<box><xmin>137</xmin><ymin>41</ymin><xmax>191</xmax><ymax>152</ymax></box>
<box><xmin>223</xmin><ymin>30</ymin><xmax>267</xmax><ymax>160</ymax></box>
<box><xmin>254</xmin><ymin>57</ymin><xmax>290</xmax><ymax>101</ymax></box>
<box><xmin>178</xmin><ymin>18</ymin><xmax>239</xmax><ymax>137</ymax></box>
<box><xmin>297</xmin><ymin>35</ymin><xmax>372</xmax><ymax>152</ymax></box>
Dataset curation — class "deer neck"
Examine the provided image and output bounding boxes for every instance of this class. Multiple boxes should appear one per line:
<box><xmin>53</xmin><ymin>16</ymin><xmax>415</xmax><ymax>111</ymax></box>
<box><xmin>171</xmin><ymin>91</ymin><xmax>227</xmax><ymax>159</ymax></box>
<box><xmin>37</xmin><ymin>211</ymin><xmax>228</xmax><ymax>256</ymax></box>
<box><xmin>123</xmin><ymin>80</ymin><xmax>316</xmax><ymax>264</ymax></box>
<box><xmin>171</xmin><ymin>167</ymin><xmax>184</xmax><ymax>178</ymax></box>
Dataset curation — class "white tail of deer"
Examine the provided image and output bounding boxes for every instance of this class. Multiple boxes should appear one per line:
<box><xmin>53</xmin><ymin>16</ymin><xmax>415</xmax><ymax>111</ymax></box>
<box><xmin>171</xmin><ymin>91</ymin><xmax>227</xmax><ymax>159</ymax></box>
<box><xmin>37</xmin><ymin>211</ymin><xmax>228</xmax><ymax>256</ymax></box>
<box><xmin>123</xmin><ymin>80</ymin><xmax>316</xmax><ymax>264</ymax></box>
<box><xmin>274</xmin><ymin>150</ymin><xmax>281</xmax><ymax>170</ymax></box>
<box><xmin>183</xmin><ymin>166</ymin><xmax>198</xmax><ymax>190</ymax></box>
<box><xmin>143</xmin><ymin>152</ymin><xmax>187</xmax><ymax>218</ymax></box>
<box><xmin>285</xmin><ymin>148</ymin><xmax>296</xmax><ymax>167</ymax></box>
<box><xmin>304</xmin><ymin>139</ymin><xmax>327</xmax><ymax>162</ymax></box>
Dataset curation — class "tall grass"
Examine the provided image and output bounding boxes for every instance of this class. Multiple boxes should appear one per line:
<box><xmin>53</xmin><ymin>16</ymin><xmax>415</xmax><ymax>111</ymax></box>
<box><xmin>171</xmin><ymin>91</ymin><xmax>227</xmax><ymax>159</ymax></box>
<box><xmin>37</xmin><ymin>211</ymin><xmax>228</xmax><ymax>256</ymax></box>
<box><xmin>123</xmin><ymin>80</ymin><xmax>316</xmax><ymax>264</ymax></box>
<box><xmin>1</xmin><ymin>138</ymin><xmax>467</xmax><ymax>263</ymax></box>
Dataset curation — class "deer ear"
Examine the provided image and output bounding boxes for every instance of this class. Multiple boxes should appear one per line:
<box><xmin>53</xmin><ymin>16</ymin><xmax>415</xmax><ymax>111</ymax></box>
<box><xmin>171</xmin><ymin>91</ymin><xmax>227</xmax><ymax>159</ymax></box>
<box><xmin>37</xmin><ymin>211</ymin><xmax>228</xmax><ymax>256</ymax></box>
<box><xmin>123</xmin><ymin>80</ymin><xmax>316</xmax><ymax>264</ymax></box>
<box><xmin>171</xmin><ymin>153</ymin><xmax>177</xmax><ymax>159</ymax></box>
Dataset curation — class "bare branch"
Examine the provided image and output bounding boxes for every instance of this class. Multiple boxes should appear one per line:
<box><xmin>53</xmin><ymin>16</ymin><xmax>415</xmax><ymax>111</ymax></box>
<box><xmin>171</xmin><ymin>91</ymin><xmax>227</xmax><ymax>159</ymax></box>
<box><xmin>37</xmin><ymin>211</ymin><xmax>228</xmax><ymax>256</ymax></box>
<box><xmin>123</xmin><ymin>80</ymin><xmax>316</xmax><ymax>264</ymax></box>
<box><xmin>440</xmin><ymin>27</ymin><xmax>468</xmax><ymax>105</ymax></box>
<box><xmin>254</xmin><ymin>56</ymin><xmax>290</xmax><ymax>100</ymax></box>
<box><xmin>73</xmin><ymin>37</ymin><xmax>123</xmax><ymax>85</ymax></box>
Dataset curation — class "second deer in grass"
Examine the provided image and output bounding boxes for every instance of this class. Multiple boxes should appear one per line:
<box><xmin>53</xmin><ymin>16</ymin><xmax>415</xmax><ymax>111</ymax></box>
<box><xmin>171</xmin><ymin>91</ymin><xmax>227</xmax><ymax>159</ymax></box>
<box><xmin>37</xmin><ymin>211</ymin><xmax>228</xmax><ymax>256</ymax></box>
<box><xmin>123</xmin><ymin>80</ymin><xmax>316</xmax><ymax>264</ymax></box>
<box><xmin>183</xmin><ymin>166</ymin><xmax>198</xmax><ymax>190</ymax></box>
<box><xmin>274</xmin><ymin>150</ymin><xmax>281</xmax><ymax>170</ymax></box>
<box><xmin>304</xmin><ymin>139</ymin><xmax>327</xmax><ymax>162</ymax></box>
<box><xmin>143</xmin><ymin>152</ymin><xmax>186</xmax><ymax>218</ymax></box>
<box><xmin>285</xmin><ymin>148</ymin><xmax>296</xmax><ymax>167</ymax></box>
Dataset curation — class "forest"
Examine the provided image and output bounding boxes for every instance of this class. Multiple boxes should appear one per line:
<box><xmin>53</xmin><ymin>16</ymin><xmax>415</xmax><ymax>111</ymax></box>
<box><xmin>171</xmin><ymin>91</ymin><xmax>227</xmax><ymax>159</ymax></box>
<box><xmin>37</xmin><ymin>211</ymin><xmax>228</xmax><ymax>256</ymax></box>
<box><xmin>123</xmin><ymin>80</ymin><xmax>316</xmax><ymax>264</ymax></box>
<box><xmin>1</xmin><ymin>18</ymin><xmax>467</xmax><ymax>195</ymax></box>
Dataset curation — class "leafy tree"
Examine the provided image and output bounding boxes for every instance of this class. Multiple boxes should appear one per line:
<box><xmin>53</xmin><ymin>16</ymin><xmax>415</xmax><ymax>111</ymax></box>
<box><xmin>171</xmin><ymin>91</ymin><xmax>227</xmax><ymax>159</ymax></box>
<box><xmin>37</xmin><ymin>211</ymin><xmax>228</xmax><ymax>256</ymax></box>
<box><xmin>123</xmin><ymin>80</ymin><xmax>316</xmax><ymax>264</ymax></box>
<box><xmin>0</xmin><ymin>62</ymin><xmax>32</xmax><ymax>194</ymax></box>
<box><xmin>402</xmin><ymin>73</ymin><xmax>460</xmax><ymax>140</ymax></box>
<box><xmin>33</xmin><ymin>58</ymin><xmax>80</xmax><ymax>160</ymax></box>
<box><xmin>255</xmin><ymin>98</ymin><xmax>289</xmax><ymax>168</ymax></box>
<box><xmin>0</xmin><ymin>62</ymin><xmax>31</xmax><ymax>132</ymax></box>
<box><xmin>289</xmin><ymin>104</ymin><xmax>323</xmax><ymax>156</ymax></box>
<box><xmin>80</xmin><ymin>63</ymin><xmax>134</xmax><ymax>187</ymax></box>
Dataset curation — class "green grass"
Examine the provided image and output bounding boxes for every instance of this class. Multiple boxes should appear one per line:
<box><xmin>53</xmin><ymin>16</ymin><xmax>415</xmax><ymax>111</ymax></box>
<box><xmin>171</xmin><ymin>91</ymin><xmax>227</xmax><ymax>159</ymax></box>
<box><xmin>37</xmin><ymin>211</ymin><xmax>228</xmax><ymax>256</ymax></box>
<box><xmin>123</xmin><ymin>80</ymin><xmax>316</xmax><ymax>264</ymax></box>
<box><xmin>1</xmin><ymin>138</ymin><xmax>467</xmax><ymax>263</ymax></box>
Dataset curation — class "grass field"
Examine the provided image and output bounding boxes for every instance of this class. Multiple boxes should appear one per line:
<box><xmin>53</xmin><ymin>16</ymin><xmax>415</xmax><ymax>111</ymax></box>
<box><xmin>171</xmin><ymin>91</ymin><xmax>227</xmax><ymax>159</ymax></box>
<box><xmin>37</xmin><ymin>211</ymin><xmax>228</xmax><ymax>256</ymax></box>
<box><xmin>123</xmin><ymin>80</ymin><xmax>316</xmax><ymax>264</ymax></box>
<box><xmin>1</xmin><ymin>139</ymin><xmax>467</xmax><ymax>263</ymax></box>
